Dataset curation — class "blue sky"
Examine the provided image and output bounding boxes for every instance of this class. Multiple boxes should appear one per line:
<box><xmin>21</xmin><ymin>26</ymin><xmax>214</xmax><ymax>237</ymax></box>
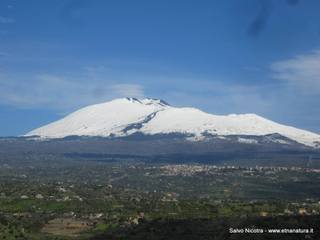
<box><xmin>1</xmin><ymin>0</ymin><xmax>320</xmax><ymax>136</ymax></box>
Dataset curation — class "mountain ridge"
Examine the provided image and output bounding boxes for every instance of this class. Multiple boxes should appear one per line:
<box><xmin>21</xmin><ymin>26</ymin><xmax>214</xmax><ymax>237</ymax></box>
<box><xmin>25</xmin><ymin>98</ymin><xmax>320</xmax><ymax>148</ymax></box>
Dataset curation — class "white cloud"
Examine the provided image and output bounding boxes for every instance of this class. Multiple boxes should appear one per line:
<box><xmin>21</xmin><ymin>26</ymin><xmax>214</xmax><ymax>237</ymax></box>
<box><xmin>271</xmin><ymin>49</ymin><xmax>320</xmax><ymax>92</ymax></box>
<box><xmin>0</xmin><ymin>73</ymin><xmax>145</xmax><ymax>111</ymax></box>
<box><xmin>0</xmin><ymin>16</ymin><xmax>15</xmax><ymax>24</ymax></box>
<box><xmin>111</xmin><ymin>84</ymin><xmax>144</xmax><ymax>98</ymax></box>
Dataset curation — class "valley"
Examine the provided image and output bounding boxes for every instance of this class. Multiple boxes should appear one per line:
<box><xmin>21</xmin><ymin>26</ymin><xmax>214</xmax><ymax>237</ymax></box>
<box><xmin>0</xmin><ymin>153</ymin><xmax>320</xmax><ymax>239</ymax></box>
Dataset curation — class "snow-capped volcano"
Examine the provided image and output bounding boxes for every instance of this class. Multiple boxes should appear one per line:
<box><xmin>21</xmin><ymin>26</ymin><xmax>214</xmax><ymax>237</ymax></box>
<box><xmin>25</xmin><ymin>97</ymin><xmax>320</xmax><ymax>148</ymax></box>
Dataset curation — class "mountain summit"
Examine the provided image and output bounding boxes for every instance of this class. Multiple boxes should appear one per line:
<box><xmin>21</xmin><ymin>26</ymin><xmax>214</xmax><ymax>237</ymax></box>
<box><xmin>26</xmin><ymin>98</ymin><xmax>320</xmax><ymax>148</ymax></box>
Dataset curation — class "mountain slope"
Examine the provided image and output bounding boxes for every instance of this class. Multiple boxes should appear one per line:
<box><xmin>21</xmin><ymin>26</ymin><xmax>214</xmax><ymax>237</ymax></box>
<box><xmin>25</xmin><ymin>98</ymin><xmax>320</xmax><ymax>148</ymax></box>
